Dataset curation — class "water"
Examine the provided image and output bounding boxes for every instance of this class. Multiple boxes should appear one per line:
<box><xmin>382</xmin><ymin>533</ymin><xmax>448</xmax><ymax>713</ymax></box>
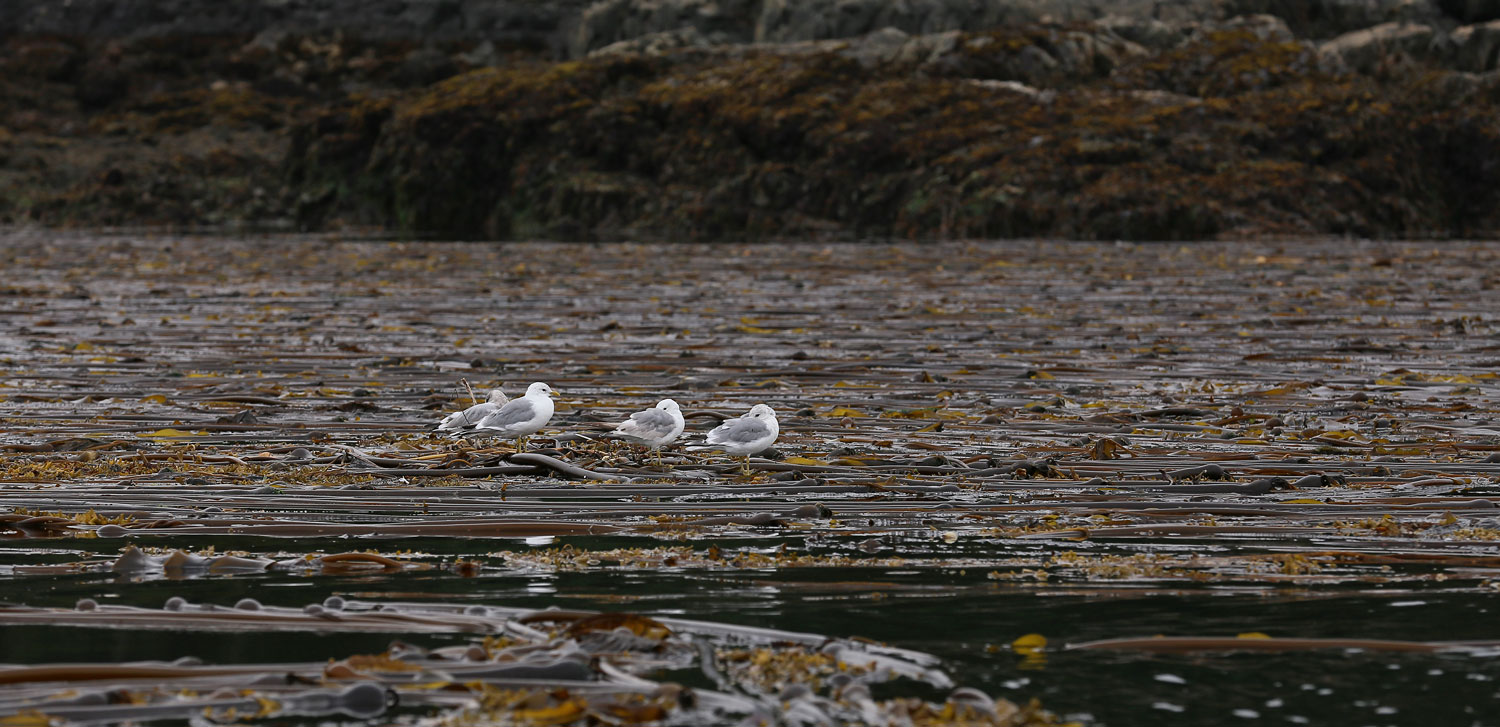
<box><xmin>4</xmin><ymin>532</ymin><xmax>1499</xmax><ymax>725</ymax></box>
<box><xmin>3</xmin><ymin>234</ymin><xmax>1500</xmax><ymax>725</ymax></box>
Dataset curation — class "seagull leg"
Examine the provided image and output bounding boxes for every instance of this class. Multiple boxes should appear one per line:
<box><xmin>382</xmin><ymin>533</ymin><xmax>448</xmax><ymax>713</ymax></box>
<box><xmin>739</xmin><ymin>456</ymin><xmax>751</xmax><ymax>477</ymax></box>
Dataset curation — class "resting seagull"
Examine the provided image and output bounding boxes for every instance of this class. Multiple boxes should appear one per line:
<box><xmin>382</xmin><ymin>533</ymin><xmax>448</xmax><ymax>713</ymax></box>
<box><xmin>436</xmin><ymin>388</ymin><xmax>509</xmax><ymax>433</ymax></box>
<box><xmin>701</xmin><ymin>404</ymin><xmax>779</xmax><ymax>475</ymax></box>
<box><xmin>608</xmin><ymin>399</ymin><xmax>685</xmax><ymax>465</ymax></box>
<box><xmin>474</xmin><ymin>382</ymin><xmax>556</xmax><ymax>450</ymax></box>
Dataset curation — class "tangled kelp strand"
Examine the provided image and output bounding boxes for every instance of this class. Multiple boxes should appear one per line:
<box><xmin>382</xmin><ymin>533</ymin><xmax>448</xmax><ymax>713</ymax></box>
<box><xmin>0</xmin><ymin>600</ymin><xmax>1055</xmax><ymax>726</ymax></box>
<box><xmin>7</xmin><ymin>238</ymin><xmax>1500</xmax><ymax>724</ymax></box>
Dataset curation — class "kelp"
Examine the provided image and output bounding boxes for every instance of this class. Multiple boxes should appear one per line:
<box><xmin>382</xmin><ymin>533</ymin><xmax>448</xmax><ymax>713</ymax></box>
<box><xmin>0</xmin><ymin>601</ymin><xmax>1058</xmax><ymax>726</ymax></box>
<box><xmin>4</xmin><ymin>236</ymin><xmax>1500</xmax><ymax>724</ymax></box>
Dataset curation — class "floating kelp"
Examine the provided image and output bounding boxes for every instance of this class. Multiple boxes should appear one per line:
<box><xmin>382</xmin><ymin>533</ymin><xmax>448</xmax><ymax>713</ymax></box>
<box><xmin>5</xmin><ymin>237</ymin><xmax>1500</xmax><ymax>725</ymax></box>
<box><xmin>0</xmin><ymin>601</ymin><xmax>1058</xmax><ymax>726</ymax></box>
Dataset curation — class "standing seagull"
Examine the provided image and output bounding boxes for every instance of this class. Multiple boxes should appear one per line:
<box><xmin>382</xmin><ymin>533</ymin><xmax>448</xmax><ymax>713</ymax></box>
<box><xmin>474</xmin><ymin>382</ymin><xmax>557</xmax><ymax>450</ymax></box>
<box><xmin>608</xmin><ymin>399</ymin><xmax>685</xmax><ymax>465</ymax></box>
<box><xmin>436</xmin><ymin>388</ymin><xmax>509</xmax><ymax>433</ymax></box>
<box><xmin>702</xmin><ymin>404</ymin><xmax>779</xmax><ymax>475</ymax></box>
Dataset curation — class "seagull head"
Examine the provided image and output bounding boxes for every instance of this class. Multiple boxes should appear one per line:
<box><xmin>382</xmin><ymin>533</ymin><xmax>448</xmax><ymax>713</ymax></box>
<box><xmin>748</xmin><ymin>404</ymin><xmax>776</xmax><ymax>419</ymax></box>
<box><xmin>487</xmin><ymin>388</ymin><xmax>508</xmax><ymax>403</ymax></box>
<box><xmin>656</xmin><ymin>399</ymin><xmax>680</xmax><ymax>412</ymax></box>
<box><xmin>526</xmin><ymin>382</ymin><xmax>555</xmax><ymax>398</ymax></box>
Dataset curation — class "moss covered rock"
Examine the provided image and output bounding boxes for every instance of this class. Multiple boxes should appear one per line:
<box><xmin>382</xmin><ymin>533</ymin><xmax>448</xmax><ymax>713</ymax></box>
<box><xmin>284</xmin><ymin>23</ymin><xmax>1500</xmax><ymax>240</ymax></box>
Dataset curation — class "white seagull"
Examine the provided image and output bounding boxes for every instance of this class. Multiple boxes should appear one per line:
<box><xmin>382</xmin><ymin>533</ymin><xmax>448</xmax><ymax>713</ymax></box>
<box><xmin>702</xmin><ymin>404</ymin><xmax>779</xmax><ymax>474</ymax></box>
<box><xmin>436</xmin><ymin>388</ymin><xmax>509</xmax><ymax>433</ymax></box>
<box><xmin>608</xmin><ymin>398</ymin><xmax>685</xmax><ymax>465</ymax></box>
<box><xmin>474</xmin><ymin>382</ymin><xmax>557</xmax><ymax>449</ymax></box>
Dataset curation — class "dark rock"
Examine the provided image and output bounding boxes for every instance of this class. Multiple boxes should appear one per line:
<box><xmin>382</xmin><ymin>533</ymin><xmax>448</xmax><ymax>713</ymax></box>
<box><xmin>8</xmin><ymin>0</ymin><xmax>1500</xmax><ymax>240</ymax></box>
<box><xmin>4</xmin><ymin>38</ymin><xmax>81</xmax><ymax>80</ymax></box>
<box><xmin>589</xmin><ymin>26</ymin><xmax>714</xmax><ymax>57</ymax></box>
<box><xmin>1453</xmin><ymin>19</ymin><xmax>1500</xmax><ymax>70</ymax></box>
<box><xmin>573</xmin><ymin>0</ymin><xmax>757</xmax><ymax>57</ymax></box>
<box><xmin>1438</xmin><ymin>0</ymin><xmax>1500</xmax><ymax>22</ymax></box>
<box><xmin>1227</xmin><ymin>0</ymin><xmax>1445</xmax><ymax>38</ymax></box>
<box><xmin>1319</xmin><ymin>21</ymin><xmax>1448</xmax><ymax>73</ymax></box>
<box><xmin>391</xmin><ymin>47</ymin><xmax>459</xmax><ymax>87</ymax></box>
<box><xmin>74</xmin><ymin>52</ymin><xmax>129</xmax><ymax>110</ymax></box>
<box><xmin>6</xmin><ymin>0</ymin><xmax>594</xmax><ymax>49</ymax></box>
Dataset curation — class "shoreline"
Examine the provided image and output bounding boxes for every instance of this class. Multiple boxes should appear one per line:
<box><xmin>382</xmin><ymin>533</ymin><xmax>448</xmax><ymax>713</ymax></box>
<box><xmin>3</xmin><ymin>1</ymin><xmax>1499</xmax><ymax>241</ymax></box>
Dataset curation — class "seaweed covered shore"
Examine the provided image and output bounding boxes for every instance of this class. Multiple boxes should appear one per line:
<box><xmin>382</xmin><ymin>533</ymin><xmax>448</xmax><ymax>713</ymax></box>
<box><xmin>4</xmin><ymin>0</ymin><xmax>1500</xmax><ymax>240</ymax></box>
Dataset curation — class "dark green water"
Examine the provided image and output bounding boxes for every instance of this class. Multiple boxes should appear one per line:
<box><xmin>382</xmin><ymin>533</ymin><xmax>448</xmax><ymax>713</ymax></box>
<box><xmin>4</xmin><ymin>534</ymin><xmax>1498</xmax><ymax>726</ymax></box>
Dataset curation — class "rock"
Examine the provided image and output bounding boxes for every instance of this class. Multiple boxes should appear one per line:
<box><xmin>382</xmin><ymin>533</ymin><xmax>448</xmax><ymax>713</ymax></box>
<box><xmin>1452</xmin><ymin>18</ymin><xmax>1500</xmax><ymax>69</ymax></box>
<box><xmin>1227</xmin><ymin>0</ymin><xmax>1445</xmax><ymax>38</ymax></box>
<box><xmin>391</xmin><ymin>46</ymin><xmax>459</xmax><ymax>87</ymax></box>
<box><xmin>879</xmin><ymin>24</ymin><xmax>1147</xmax><ymax>85</ymax></box>
<box><xmin>0</xmin><ymin>0</ymin><xmax>1464</xmax><ymax>63</ymax></box>
<box><xmin>1194</xmin><ymin>13</ymin><xmax>1298</xmax><ymax>44</ymax></box>
<box><xmin>749</xmin><ymin>0</ymin><xmax>1420</xmax><ymax>47</ymax></box>
<box><xmin>755</xmin><ymin>0</ymin><xmax>1035</xmax><ymax>45</ymax></box>
<box><xmin>889</xmin><ymin>29</ymin><xmax>962</xmax><ymax>65</ymax></box>
<box><xmin>74</xmin><ymin>46</ymin><xmax>128</xmax><ymax>110</ymax></box>
<box><xmin>1097</xmin><ymin>15</ymin><xmax>1190</xmax><ymax>49</ymax></box>
<box><xmin>1438</xmin><ymin>0</ymin><xmax>1500</xmax><ymax>22</ymax></box>
<box><xmin>589</xmin><ymin>26</ymin><xmax>713</xmax><ymax>57</ymax></box>
<box><xmin>838</xmin><ymin>25</ymin><xmax>913</xmax><ymax>68</ymax></box>
<box><xmin>753</xmin><ymin>0</ymin><xmax>1222</xmax><ymax>47</ymax></box>
<box><xmin>457</xmin><ymin>40</ymin><xmax>500</xmax><ymax>67</ymax></box>
<box><xmin>572</xmin><ymin>0</ymin><xmax>759</xmax><ymax>57</ymax></box>
<box><xmin>2</xmin><ymin>38</ymin><xmax>81</xmax><ymax>81</ymax></box>
<box><xmin>1319</xmin><ymin>21</ymin><xmax>1446</xmax><ymax>72</ymax></box>
<box><xmin>10</xmin><ymin>0</ymin><xmax>1500</xmax><ymax>241</ymax></box>
<box><xmin>6</xmin><ymin>0</ymin><xmax>593</xmax><ymax>48</ymax></box>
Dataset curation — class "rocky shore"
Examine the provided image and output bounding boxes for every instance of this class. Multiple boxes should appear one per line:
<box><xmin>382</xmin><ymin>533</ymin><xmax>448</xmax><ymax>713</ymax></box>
<box><xmin>3</xmin><ymin>0</ymin><xmax>1499</xmax><ymax>240</ymax></box>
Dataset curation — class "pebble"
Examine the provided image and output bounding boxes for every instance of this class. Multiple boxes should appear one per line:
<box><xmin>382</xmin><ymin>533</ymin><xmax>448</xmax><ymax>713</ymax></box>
<box><xmin>338</xmin><ymin>683</ymin><xmax>391</xmax><ymax>717</ymax></box>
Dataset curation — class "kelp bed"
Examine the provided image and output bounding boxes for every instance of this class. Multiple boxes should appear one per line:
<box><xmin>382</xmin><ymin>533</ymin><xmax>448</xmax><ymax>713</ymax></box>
<box><xmin>3</xmin><ymin>234</ymin><xmax>1500</xmax><ymax>725</ymax></box>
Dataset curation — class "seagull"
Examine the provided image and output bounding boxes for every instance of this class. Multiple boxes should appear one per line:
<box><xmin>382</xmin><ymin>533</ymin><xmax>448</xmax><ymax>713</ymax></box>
<box><xmin>608</xmin><ymin>399</ymin><xmax>685</xmax><ymax>465</ymax></box>
<box><xmin>436</xmin><ymin>388</ymin><xmax>509</xmax><ymax>433</ymax></box>
<box><xmin>701</xmin><ymin>404</ymin><xmax>779</xmax><ymax>475</ymax></box>
<box><xmin>473</xmin><ymin>382</ymin><xmax>557</xmax><ymax>450</ymax></box>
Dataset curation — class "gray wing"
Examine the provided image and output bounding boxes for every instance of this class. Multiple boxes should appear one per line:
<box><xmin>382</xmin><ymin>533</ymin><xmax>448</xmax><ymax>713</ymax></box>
<box><xmin>439</xmin><ymin>401</ymin><xmax>497</xmax><ymax>430</ymax></box>
<box><xmin>478</xmin><ymin>398</ymin><xmax>536</xmax><ymax>430</ymax></box>
<box><xmin>707</xmin><ymin>416</ymin><xmax>770</xmax><ymax>444</ymax></box>
<box><xmin>613</xmin><ymin>408</ymin><xmax>676</xmax><ymax>440</ymax></box>
<box><xmin>629</xmin><ymin>408</ymin><xmax>676</xmax><ymax>432</ymax></box>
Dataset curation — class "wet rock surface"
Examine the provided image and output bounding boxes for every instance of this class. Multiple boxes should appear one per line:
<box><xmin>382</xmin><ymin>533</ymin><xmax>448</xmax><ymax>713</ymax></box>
<box><xmin>3</xmin><ymin>0</ymin><xmax>1500</xmax><ymax>240</ymax></box>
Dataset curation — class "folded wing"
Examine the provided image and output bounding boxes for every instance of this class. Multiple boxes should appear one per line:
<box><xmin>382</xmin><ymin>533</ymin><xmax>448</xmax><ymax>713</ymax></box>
<box><xmin>437</xmin><ymin>402</ymin><xmax>498</xmax><ymax>431</ymax></box>
<box><xmin>477</xmin><ymin>398</ymin><xmax>538</xmax><ymax>433</ymax></box>
<box><xmin>707</xmin><ymin>416</ymin><xmax>770</xmax><ymax>445</ymax></box>
<box><xmin>615</xmin><ymin>407</ymin><xmax>678</xmax><ymax>441</ymax></box>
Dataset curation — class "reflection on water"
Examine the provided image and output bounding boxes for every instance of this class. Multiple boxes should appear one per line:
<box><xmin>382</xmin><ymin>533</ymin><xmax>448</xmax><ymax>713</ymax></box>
<box><xmin>3</xmin><ymin>534</ymin><xmax>1498</xmax><ymax>726</ymax></box>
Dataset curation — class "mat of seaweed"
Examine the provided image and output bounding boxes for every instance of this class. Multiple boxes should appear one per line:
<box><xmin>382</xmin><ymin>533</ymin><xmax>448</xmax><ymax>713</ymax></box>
<box><xmin>3</xmin><ymin>234</ymin><xmax>1500</xmax><ymax>726</ymax></box>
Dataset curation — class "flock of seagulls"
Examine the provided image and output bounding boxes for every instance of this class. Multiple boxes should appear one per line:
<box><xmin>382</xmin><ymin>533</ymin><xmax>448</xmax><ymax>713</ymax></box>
<box><xmin>435</xmin><ymin>382</ymin><xmax>778</xmax><ymax>471</ymax></box>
